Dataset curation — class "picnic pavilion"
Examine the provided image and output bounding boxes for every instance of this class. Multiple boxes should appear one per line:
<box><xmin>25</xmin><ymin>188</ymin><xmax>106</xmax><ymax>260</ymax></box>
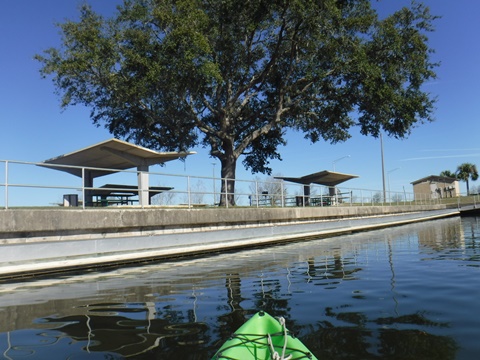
<box><xmin>42</xmin><ymin>138</ymin><xmax>196</xmax><ymax>206</ymax></box>
<box><xmin>275</xmin><ymin>170</ymin><xmax>359</xmax><ymax>206</ymax></box>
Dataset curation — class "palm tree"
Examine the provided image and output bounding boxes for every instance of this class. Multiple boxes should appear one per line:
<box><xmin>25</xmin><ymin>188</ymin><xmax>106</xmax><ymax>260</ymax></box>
<box><xmin>439</xmin><ymin>170</ymin><xmax>457</xmax><ymax>178</ymax></box>
<box><xmin>456</xmin><ymin>163</ymin><xmax>479</xmax><ymax>195</ymax></box>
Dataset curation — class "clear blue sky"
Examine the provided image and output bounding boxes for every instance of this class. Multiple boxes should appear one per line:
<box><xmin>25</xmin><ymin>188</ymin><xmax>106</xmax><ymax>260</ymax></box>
<box><xmin>1</xmin><ymin>0</ymin><xmax>479</xmax><ymax>198</ymax></box>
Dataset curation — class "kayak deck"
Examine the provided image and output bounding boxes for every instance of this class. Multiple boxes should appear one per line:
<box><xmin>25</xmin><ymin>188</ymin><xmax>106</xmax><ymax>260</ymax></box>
<box><xmin>212</xmin><ymin>311</ymin><xmax>317</xmax><ymax>360</ymax></box>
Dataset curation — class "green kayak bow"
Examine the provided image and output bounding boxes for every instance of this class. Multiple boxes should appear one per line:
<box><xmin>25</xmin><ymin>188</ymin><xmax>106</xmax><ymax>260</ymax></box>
<box><xmin>212</xmin><ymin>311</ymin><xmax>317</xmax><ymax>360</ymax></box>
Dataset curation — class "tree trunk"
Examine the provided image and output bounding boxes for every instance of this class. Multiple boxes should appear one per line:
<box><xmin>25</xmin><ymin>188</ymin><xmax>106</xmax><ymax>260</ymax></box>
<box><xmin>219</xmin><ymin>152</ymin><xmax>237</xmax><ymax>206</ymax></box>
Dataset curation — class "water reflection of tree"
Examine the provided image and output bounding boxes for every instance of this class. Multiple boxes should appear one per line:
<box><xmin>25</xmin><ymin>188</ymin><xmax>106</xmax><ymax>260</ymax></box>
<box><xmin>300</xmin><ymin>307</ymin><xmax>457</xmax><ymax>360</ymax></box>
<box><xmin>210</xmin><ymin>256</ymin><xmax>458</xmax><ymax>360</ymax></box>
<box><xmin>37</xmin><ymin>307</ymin><xmax>211</xmax><ymax>359</ymax></box>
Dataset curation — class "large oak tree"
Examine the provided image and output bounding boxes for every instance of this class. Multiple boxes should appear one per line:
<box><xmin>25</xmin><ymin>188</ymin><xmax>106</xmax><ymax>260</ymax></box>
<box><xmin>36</xmin><ymin>0</ymin><xmax>438</xmax><ymax>205</ymax></box>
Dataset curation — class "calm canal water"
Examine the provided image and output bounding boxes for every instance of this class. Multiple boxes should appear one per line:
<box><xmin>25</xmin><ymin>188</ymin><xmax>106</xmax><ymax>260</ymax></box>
<box><xmin>1</xmin><ymin>216</ymin><xmax>480</xmax><ymax>359</ymax></box>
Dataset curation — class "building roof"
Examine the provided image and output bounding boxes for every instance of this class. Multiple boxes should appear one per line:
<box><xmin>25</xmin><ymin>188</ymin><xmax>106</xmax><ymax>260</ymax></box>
<box><xmin>411</xmin><ymin>175</ymin><xmax>458</xmax><ymax>185</ymax></box>
<box><xmin>275</xmin><ymin>170</ymin><xmax>358</xmax><ymax>187</ymax></box>
<box><xmin>42</xmin><ymin>138</ymin><xmax>196</xmax><ymax>178</ymax></box>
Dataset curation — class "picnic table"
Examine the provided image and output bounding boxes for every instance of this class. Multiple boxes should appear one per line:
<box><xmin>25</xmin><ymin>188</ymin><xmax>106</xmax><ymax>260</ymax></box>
<box><xmin>90</xmin><ymin>184</ymin><xmax>173</xmax><ymax>206</ymax></box>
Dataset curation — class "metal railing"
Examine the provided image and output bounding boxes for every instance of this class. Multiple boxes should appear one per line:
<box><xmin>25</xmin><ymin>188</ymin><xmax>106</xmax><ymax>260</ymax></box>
<box><xmin>0</xmin><ymin>159</ymin><xmax>475</xmax><ymax>210</ymax></box>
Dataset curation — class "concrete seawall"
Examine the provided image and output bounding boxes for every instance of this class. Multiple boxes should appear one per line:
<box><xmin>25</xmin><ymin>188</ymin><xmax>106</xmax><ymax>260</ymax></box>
<box><xmin>0</xmin><ymin>205</ymin><xmax>459</xmax><ymax>279</ymax></box>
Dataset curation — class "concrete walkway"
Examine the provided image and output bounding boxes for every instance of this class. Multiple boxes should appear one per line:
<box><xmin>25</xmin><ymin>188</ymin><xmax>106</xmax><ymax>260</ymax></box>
<box><xmin>0</xmin><ymin>205</ymin><xmax>459</xmax><ymax>279</ymax></box>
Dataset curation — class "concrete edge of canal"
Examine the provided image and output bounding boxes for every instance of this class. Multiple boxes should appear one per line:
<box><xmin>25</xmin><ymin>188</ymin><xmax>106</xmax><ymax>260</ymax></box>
<box><xmin>0</xmin><ymin>205</ymin><xmax>461</xmax><ymax>279</ymax></box>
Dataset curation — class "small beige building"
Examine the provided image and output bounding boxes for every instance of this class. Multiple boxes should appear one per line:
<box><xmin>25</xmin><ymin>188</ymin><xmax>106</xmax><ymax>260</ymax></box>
<box><xmin>411</xmin><ymin>175</ymin><xmax>459</xmax><ymax>200</ymax></box>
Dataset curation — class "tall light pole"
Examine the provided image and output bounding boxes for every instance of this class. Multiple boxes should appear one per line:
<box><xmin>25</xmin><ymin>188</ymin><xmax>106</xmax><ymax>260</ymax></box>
<box><xmin>380</xmin><ymin>132</ymin><xmax>386</xmax><ymax>202</ymax></box>
<box><xmin>388</xmin><ymin>167</ymin><xmax>400</xmax><ymax>202</ymax></box>
<box><xmin>332</xmin><ymin>155</ymin><xmax>350</xmax><ymax>172</ymax></box>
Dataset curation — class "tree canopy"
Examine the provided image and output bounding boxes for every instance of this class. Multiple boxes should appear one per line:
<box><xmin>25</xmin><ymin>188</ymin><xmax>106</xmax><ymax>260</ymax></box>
<box><xmin>439</xmin><ymin>170</ymin><xmax>456</xmax><ymax>178</ymax></box>
<box><xmin>36</xmin><ymin>0</ymin><xmax>438</xmax><ymax>205</ymax></box>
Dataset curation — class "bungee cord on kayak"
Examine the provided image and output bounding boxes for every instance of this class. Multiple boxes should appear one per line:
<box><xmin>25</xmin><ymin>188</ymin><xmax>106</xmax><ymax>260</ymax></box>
<box><xmin>268</xmin><ymin>317</ymin><xmax>292</xmax><ymax>360</ymax></box>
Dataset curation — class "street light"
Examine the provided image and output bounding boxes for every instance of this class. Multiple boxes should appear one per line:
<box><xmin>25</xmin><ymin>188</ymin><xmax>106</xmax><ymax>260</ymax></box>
<box><xmin>387</xmin><ymin>167</ymin><xmax>400</xmax><ymax>202</ymax></box>
<box><xmin>332</xmin><ymin>155</ymin><xmax>350</xmax><ymax>172</ymax></box>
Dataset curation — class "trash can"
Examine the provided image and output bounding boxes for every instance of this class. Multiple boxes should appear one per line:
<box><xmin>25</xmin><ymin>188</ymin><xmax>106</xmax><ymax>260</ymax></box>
<box><xmin>63</xmin><ymin>194</ymin><xmax>78</xmax><ymax>207</ymax></box>
<box><xmin>296</xmin><ymin>196</ymin><xmax>304</xmax><ymax>206</ymax></box>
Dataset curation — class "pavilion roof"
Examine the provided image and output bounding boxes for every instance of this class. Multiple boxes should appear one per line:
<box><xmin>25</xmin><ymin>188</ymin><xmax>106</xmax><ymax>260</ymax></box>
<box><xmin>275</xmin><ymin>170</ymin><xmax>358</xmax><ymax>187</ymax></box>
<box><xmin>42</xmin><ymin>138</ymin><xmax>196</xmax><ymax>178</ymax></box>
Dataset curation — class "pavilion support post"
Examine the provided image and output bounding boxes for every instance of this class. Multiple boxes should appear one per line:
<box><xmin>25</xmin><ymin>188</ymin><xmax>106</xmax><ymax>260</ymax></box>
<box><xmin>137</xmin><ymin>165</ymin><xmax>150</xmax><ymax>206</ymax></box>
<box><xmin>83</xmin><ymin>170</ymin><xmax>94</xmax><ymax>207</ymax></box>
